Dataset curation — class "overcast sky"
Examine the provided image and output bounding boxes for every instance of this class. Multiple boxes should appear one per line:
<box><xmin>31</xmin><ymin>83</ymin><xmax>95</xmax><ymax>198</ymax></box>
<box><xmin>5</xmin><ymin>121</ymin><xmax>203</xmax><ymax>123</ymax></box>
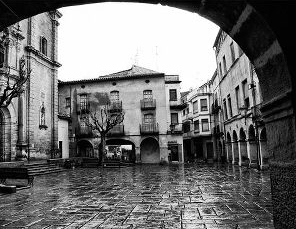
<box><xmin>58</xmin><ymin>2</ymin><xmax>220</xmax><ymax>92</ymax></box>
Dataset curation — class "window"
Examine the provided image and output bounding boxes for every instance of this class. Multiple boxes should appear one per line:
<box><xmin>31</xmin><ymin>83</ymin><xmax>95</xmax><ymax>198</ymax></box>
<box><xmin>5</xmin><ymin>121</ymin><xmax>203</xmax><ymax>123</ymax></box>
<box><xmin>40</xmin><ymin>36</ymin><xmax>47</xmax><ymax>56</ymax></box>
<box><xmin>222</xmin><ymin>55</ymin><xmax>227</xmax><ymax>74</ymax></box>
<box><xmin>223</xmin><ymin>99</ymin><xmax>228</xmax><ymax>120</ymax></box>
<box><xmin>169</xmin><ymin>89</ymin><xmax>177</xmax><ymax>101</ymax></box>
<box><xmin>65</xmin><ymin>97</ymin><xmax>70</xmax><ymax>107</ymax></box>
<box><xmin>201</xmin><ymin>119</ymin><xmax>209</xmax><ymax>132</ymax></box>
<box><xmin>110</xmin><ymin>90</ymin><xmax>119</xmax><ymax>102</ymax></box>
<box><xmin>235</xmin><ymin>86</ymin><xmax>241</xmax><ymax>112</ymax></box>
<box><xmin>200</xmin><ymin>99</ymin><xmax>208</xmax><ymax>111</ymax></box>
<box><xmin>144</xmin><ymin>113</ymin><xmax>154</xmax><ymax>124</ymax></box>
<box><xmin>171</xmin><ymin>113</ymin><xmax>178</xmax><ymax>124</ymax></box>
<box><xmin>80</xmin><ymin>94</ymin><xmax>88</xmax><ymax>110</ymax></box>
<box><xmin>194</xmin><ymin>120</ymin><xmax>199</xmax><ymax>132</ymax></box>
<box><xmin>193</xmin><ymin>101</ymin><xmax>198</xmax><ymax>113</ymax></box>
<box><xmin>242</xmin><ymin>80</ymin><xmax>249</xmax><ymax>108</ymax></box>
<box><xmin>143</xmin><ymin>90</ymin><xmax>153</xmax><ymax>100</ymax></box>
<box><xmin>0</xmin><ymin>44</ymin><xmax>5</xmax><ymax>68</ymax></box>
<box><xmin>183</xmin><ymin>110</ymin><xmax>186</xmax><ymax>116</ymax></box>
<box><xmin>227</xmin><ymin>95</ymin><xmax>233</xmax><ymax>117</ymax></box>
<box><xmin>230</xmin><ymin>42</ymin><xmax>235</xmax><ymax>63</ymax></box>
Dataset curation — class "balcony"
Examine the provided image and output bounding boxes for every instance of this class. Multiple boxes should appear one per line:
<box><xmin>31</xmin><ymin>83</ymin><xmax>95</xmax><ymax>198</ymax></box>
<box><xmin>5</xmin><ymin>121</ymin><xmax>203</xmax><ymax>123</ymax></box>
<box><xmin>183</xmin><ymin>112</ymin><xmax>193</xmax><ymax>121</ymax></box>
<box><xmin>169</xmin><ymin>100</ymin><xmax>187</xmax><ymax>110</ymax></box>
<box><xmin>140</xmin><ymin>99</ymin><xmax>156</xmax><ymax>110</ymax></box>
<box><xmin>76</xmin><ymin>125</ymin><xmax>93</xmax><ymax>137</ymax></box>
<box><xmin>108</xmin><ymin>101</ymin><xmax>122</xmax><ymax>113</ymax></box>
<box><xmin>140</xmin><ymin>123</ymin><xmax>159</xmax><ymax>135</ymax></box>
<box><xmin>165</xmin><ymin>75</ymin><xmax>180</xmax><ymax>83</ymax></box>
<box><xmin>167</xmin><ymin>123</ymin><xmax>183</xmax><ymax>135</ymax></box>
<box><xmin>77</xmin><ymin>103</ymin><xmax>90</xmax><ymax>115</ymax></box>
<box><xmin>107</xmin><ymin>125</ymin><xmax>124</xmax><ymax>136</ymax></box>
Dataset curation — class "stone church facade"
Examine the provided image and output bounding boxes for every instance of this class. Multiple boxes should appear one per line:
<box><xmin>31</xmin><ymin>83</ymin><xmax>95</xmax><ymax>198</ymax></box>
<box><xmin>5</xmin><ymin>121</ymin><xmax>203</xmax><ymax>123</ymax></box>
<box><xmin>0</xmin><ymin>11</ymin><xmax>62</xmax><ymax>161</ymax></box>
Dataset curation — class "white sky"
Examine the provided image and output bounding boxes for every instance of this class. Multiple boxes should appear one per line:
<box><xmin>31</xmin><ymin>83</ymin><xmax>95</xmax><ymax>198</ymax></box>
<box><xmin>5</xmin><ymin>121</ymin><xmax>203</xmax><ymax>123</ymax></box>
<box><xmin>58</xmin><ymin>2</ymin><xmax>220</xmax><ymax>92</ymax></box>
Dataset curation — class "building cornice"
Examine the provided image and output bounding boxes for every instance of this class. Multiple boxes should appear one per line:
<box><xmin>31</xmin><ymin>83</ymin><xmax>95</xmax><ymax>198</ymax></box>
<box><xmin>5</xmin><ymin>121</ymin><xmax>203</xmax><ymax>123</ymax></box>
<box><xmin>25</xmin><ymin>45</ymin><xmax>62</xmax><ymax>67</ymax></box>
<box><xmin>59</xmin><ymin>73</ymin><xmax>165</xmax><ymax>85</ymax></box>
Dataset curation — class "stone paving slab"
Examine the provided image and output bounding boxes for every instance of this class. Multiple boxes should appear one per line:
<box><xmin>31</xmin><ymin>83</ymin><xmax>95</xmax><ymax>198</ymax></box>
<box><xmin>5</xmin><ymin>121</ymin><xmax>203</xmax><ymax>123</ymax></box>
<box><xmin>0</xmin><ymin>163</ymin><xmax>274</xmax><ymax>228</ymax></box>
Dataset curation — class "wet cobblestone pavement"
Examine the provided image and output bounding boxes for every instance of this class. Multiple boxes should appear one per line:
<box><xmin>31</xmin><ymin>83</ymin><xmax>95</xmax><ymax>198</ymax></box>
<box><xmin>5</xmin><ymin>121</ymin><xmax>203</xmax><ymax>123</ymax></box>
<box><xmin>0</xmin><ymin>164</ymin><xmax>273</xmax><ymax>229</ymax></box>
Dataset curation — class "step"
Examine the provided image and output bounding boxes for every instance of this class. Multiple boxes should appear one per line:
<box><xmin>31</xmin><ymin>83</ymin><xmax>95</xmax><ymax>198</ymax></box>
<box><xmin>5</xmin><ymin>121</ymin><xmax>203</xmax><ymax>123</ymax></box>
<box><xmin>29</xmin><ymin>169</ymin><xmax>65</xmax><ymax>176</ymax></box>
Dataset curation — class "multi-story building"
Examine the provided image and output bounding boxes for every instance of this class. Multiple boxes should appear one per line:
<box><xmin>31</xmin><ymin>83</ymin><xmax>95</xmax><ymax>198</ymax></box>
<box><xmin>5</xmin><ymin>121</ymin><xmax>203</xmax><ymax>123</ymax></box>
<box><xmin>0</xmin><ymin>11</ymin><xmax>62</xmax><ymax>161</ymax></box>
<box><xmin>181</xmin><ymin>81</ymin><xmax>214</xmax><ymax>163</ymax></box>
<box><xmin>212</xmin><ymin>29</ymin><xmax>268</xmax><ymax>169</ymax></box>
<box><xmin>58</xmin><ymin>65</ymin><xmax>185</xmax><ymax>164</ymax></box>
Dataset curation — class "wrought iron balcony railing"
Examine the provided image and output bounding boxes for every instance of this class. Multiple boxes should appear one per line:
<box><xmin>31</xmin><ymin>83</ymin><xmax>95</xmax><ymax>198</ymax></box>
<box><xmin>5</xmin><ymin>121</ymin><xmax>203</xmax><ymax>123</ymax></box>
<box><xmin>169</xmin><ymin>100</ymin><xmax>187</xmax><ymax>110</ymax></box>
<box><xmin>140</xmin><ymin>123</ymin><xmax>159</xmax><ymax>135</ymax></box>
<box><xmin>165</xmin><ymin>75</ymin><xmax>180</xmax><ymax>82</ymax></box>
<box><xmin>140</xmin><ymin>99</ymin><xmax>156</xmax><ymax>110</ymax></box>
<box><xmin>168</xmin><ymin>123</ymin><xmax>183</xmax><ymax>134</ymax></box>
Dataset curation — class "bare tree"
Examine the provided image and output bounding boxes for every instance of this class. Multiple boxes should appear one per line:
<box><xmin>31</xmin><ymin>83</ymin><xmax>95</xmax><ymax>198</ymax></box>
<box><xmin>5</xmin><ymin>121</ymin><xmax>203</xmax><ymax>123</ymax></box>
<box><xmin>82</xmin><ymin>104</ymin><xmax>124</xmax><ymax>164</ymax></box>
<box><xmin>0</xmin><ymin>28</ymin><xmax>30</xmax><ymax>108</ymax></box>
<box><xmin>0</xmin><ymin>62</ymin><xmax>30</xmax><ymax>108</ymax></box>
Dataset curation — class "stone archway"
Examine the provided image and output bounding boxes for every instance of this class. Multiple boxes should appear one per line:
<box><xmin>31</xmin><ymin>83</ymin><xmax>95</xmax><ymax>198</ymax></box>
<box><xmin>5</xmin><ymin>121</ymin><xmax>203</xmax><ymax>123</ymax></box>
<box><xmin>140</xmin><ymin>137</ymin><xmax>160</xmax><ymax>163</ymax></box>
<box><xmin>239</xmin><ymin>128</ymin><xmax>248</xmax><ymax>166</ymax></box>
<box><xmin>106</xmin><ymin>138</ymin><xmax>136</xmax><ymax>163</ymax></box>
<box><xmin>1</xmin><ymin>2</ymin><xmax>296</xmax><ymax>228</ymax></box>
<box><xmin>77</xmin><ymin>140</ymin><xmax>94</xmax><ymax>157</ymax></box>
<box><xmin>0</xmin><ymin>0</ymin><xmax>295</xmax><ymax>162</ymax></box>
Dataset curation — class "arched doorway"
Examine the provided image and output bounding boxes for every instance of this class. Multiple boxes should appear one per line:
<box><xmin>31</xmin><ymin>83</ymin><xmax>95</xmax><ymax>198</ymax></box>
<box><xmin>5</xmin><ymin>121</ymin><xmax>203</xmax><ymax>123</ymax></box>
<box><xmin>105</xmin><ymin>139</ymin><xmax>136</xmax><ymax>163</ymax></box>
<box><xmin>248</xmin><ymin>125</ymin><xmax>258</xmax><ymax>167</ymax></box>
<box><xmin>140</xmin><ymin>137</ymin><xmax>160</xmax><ymax>163</ymax></box>
<box><xmin>232</xmin><ymin>130</ymin><xmax>239</xmax><ymax>164</ymax></box>
<box><xmin>226</xmin><ymin>132</ymin><xmax>232</xmax><ymax>163</ymax></box>
<box><xmin>77</xmin><ymin>140</ymin><xmax>94</xmax><ymax>157</ymax></box>
<box><xmin>239</xmin><ymin>128</ymin><xmax>248</xmax><ymax>166</ymax></box>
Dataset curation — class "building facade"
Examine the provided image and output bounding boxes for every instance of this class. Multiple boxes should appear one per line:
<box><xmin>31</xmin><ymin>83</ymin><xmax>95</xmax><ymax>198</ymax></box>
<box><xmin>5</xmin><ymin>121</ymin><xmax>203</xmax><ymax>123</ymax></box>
<box><xmin>181</xmin><ymin>82</ymin><xmax>214</xmax><ymax>163</ymax></box>
<box><xmin>0</xmin><ymin>11</ymin><xmax>62</xmax><ymax>161</ymax></box>
<box><xmin>212</xmin><ymin>29</ymin><xmax>268</xmax><ymax>169</ymax></box>
<box><xmin>58</xmin><ymin>65</ymin><xmax>185</xmax><ymax>164</ymax></box>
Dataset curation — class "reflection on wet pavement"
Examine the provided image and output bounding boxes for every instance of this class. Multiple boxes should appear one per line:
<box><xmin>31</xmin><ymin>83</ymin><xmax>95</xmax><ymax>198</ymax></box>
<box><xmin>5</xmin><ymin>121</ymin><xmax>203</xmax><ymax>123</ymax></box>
<box><xmin>0</xmin><ymin>164</ymin><xmax>273</xmax><ymax>228</ymax></box>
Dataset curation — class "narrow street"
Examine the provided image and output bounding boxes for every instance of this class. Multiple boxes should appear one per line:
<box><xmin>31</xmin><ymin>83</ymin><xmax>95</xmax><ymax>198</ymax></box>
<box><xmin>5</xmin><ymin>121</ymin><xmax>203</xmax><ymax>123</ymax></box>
<box><xmin>0</xmin><ymin>164</ymin><xmax>273</xmax><ymax>229</ymax></box>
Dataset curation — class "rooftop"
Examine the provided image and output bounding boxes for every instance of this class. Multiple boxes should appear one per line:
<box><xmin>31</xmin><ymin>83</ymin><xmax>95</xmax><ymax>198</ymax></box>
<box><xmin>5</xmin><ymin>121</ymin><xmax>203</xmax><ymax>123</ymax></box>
<box><xmin>59</xmin><ymin>65</ymin><xmax>164</xmax><ymax>85</ymax></box>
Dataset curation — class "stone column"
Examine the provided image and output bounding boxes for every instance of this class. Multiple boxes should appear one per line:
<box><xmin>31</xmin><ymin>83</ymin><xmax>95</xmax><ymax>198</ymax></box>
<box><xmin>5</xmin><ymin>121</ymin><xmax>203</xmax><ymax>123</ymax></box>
<box><xmin>237</xmin><ymin>140</ymin><xmax>242</xmax><ymax>166</ymax></box>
